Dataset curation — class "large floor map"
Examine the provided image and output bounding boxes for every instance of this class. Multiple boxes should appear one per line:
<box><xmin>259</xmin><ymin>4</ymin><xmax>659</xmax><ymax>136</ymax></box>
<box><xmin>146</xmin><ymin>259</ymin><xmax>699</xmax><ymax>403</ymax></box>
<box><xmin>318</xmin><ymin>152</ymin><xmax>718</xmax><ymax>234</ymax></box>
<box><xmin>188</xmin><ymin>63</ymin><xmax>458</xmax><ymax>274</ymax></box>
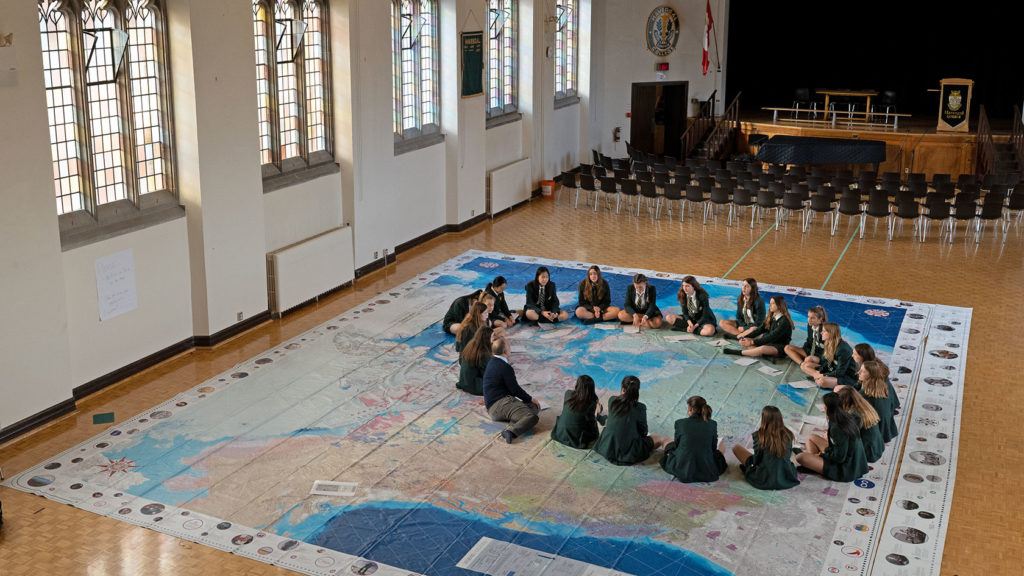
<box><xmin>6</xmin><ymin>251</ymin><xmax>969</xmax><ymax>576</ymax></box>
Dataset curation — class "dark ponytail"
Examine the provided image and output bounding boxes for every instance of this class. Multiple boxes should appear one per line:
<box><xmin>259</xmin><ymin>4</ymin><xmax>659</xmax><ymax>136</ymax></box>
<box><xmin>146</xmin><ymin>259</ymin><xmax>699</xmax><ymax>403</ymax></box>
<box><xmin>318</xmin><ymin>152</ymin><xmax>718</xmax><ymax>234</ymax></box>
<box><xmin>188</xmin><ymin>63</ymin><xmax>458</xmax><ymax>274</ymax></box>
<box><xmin>611</xmin><ymin>375</ymin><xmax>641</xmax><ymax>416</ymax></box>
<box><xmin>687</xmin><ymin>396</ymin><xmax>713</xmax><ymax>421</ymax></box>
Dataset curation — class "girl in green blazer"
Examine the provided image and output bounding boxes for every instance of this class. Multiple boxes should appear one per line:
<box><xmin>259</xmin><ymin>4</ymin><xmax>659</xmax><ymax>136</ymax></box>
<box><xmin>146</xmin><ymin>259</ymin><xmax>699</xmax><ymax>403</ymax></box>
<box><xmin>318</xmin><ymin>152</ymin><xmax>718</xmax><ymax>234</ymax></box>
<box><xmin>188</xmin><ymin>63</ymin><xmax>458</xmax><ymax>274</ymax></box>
<box><xmin>551</xmin><ymin>375</ymin><xmax>607</xmax><ymax>448</ymax></box>
<box><xmin>732</xmin><ymin>405</ymin><xmax>800</xmax><ymax>490</ymax></box>
<box><xmin>457</xmin><ymin>326</ymin><xmax>493</xmax><ymax>395</ymax></box>
<box><xmin>784</xmin><ymin>305</ymin><xmax>827</xmax><ymax>369</ymax></box>
<box><xmin>837</xmin><ymin>387</ymin><xmax>884</xmax><ymax>463</ymax></box>
<box><xmin>726</xmin><ymin>295</ymin><xmax>794</xmax><ymax>358</ymax></box>
<box><xmin>617</xmin><ymin>273</ymin><xmax>663</xmax><ymax>329</ymax></box>
<box><xmin>443</xmin><ymin>289</ymin><xmax>482</xmax><ymax>335</ymax></box>
<box><xmin>796</xmin><ymin>392</ymin><xmax>869</xmax><ymax>482</ymax></box>
<box><xmin>719</xmin><ymin>278</ymin><xmax>766</xmax><ymax>339</ymax></box>
<box><xmin>665</xmin><ymin>276</ymin><xmax>717</xmax><ymax>336</ymax></box>
<box><xmin>574</xmin><ymin>266</ymin><xmax>621</xmax><ymax>323</ymax></box>
<box><xmin>455</xmin><ymin>301</ymin><xmax>489</xmax><ymax>353</ymax></box>
<box><xmin>524</xmin><ymin>266</ymin><xmax>570</xmax><ymax>323</ymax></box>
<box><xmin>809</xmin><ymin>322</ymin><xmax>858</xmax><ymax>389</ymax></box>
<box><xmin>857</xmin><ymin>360</ymin><xmax>898</xmax><ymax>443</ymax></box>
<box><xmin>594</xmin><ymin>376</ymin><xmax>665</xmax><ymax>465</ymax></box>
<box><xmin>660</xmin><ymin>396</ymin><xmax>727</xmax><ymax>482</ymax></box>
<box><xmin>844</xmin><ymin>343</ymin><xmax>900</xmax><ymax>411</ymax></box>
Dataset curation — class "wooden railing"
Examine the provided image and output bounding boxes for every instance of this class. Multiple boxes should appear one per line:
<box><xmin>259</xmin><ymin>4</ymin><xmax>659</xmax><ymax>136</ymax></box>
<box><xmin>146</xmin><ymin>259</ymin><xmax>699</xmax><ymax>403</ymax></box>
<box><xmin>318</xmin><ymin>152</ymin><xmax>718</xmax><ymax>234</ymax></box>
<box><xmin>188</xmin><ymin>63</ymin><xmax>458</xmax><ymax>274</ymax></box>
<box><xmin>1013</xmin><ymin>105</ymin><xmax>1024</xmax><ymax>170</ymax></box>
<box><xmin>703</xmin><ymin>91</ymin><xmax>741</xmax><ymax>160</ymax></box>
<box><xmin>976</xmin><ymin>105</ymin><xmax>995</xmax><ymax>176</ymax></box>
<box><xmin>680</xmin><ymin>90</ymin><xmax>716</xmax><ymax>158</ymax></box>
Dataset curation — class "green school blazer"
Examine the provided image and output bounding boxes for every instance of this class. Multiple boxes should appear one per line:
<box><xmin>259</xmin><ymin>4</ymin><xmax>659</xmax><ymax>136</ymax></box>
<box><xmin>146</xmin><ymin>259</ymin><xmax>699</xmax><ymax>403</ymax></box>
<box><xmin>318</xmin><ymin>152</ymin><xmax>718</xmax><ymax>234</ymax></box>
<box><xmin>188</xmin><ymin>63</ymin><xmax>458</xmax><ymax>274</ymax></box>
<box><xmin>860</xmin><ymin>421</ymin><xmax>884</xmax><ymax>463</ymax></box>
<box><xmin>821</xmin><ymin>415</ymin><xmax>869</xmax><ymax>482</ymax></box>
<box><xmin>551</xmin><ymin>390</ymin><xmax>608</xmax><ymax>449</ymax></box>
<box><xmin>594</xmin><ymin>396</ymin><xmax>655</xmax><ymax>465</ymax></box>
<box><xmin>749</xmin><ymin>315</ymin><xmax>794</xmax><ymax>346</ymax></box>
<box><xmin>679</xmin><ymin>291</ymin><xmax>716</xmax><ymax>327</ymax></box>
<box><xmin>660</xmin><ymin>415</ymin><xmax>727</xmax><ymax>483</ymax></box>
<box><xmin>735</xmin><ymin>295</ymin><xmax>766</xmax><ymax>330</ymax></box>
<box><xmin>819</xmin><ymin>340</ymin><xmax>858</xmax><ymax>387</ymax></box>
<box><xmin>742</xmin><ymin>433</ymin><xmax>799</xmax><ymax>490</ymax></box>
<box><xmin>456</xmin><ymin>353</ymin><xmax>489</xmax><ymax>396</ymax></box>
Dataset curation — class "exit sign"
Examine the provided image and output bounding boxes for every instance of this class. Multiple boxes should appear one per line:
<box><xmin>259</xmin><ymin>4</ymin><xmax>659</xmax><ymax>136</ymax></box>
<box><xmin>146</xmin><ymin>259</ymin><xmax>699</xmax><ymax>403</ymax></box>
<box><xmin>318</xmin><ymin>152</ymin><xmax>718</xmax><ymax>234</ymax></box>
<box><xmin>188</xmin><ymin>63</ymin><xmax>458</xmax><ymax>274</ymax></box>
<box><xmin>655</xmin><ymin>62</ymin><xmax>669</xmax><ymax>71</ymax></box>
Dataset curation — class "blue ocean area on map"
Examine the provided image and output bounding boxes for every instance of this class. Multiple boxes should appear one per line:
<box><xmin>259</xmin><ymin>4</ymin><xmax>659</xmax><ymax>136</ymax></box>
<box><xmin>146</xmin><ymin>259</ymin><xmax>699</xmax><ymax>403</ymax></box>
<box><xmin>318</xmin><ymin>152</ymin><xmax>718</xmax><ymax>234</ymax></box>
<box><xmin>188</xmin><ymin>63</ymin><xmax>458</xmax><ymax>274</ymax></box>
<box><xmin>299</xmin><ymin>501</ymin><xmax>734</xmax><ymax>576</ymax></box>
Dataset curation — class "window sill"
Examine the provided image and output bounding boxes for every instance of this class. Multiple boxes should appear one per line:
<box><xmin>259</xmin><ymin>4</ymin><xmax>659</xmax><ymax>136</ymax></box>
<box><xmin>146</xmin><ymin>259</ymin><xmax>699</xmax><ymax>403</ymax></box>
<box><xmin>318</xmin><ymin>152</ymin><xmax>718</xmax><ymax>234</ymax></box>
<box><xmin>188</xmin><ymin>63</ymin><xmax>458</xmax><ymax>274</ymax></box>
<box><xmin>554</xmin><ymin>95</ymin><xmax>581</xmax><ymax>110</ymax></box>
<box><xmin>486</xmin><ymin>112</ymin><xmax>523</xmax><ymax>129</ymax></box>
<box><xmin>394</xmin><ymin>132</ymin><xmax>446</xmax><ymax>156</ymax></box>
<box><xmin>262</xmin><ymin>158</ymin><xmax>341</xmax><ymax>193</ymax></box>
<box><xmin>59</xmin><ymin>190</ymin><xmax>186</xmax><ymax>252</ymax></box>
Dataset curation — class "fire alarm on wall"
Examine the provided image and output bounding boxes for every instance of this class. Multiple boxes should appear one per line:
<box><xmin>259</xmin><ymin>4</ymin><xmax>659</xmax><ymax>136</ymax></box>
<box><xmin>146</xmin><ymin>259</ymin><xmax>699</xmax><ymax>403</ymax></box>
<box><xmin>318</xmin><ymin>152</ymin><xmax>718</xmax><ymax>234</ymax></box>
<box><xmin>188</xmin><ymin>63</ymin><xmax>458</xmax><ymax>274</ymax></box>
<box><xmin>655</xmin><ymin>62</ymin><xmax>669</xmax><ymax>71</ymax></box>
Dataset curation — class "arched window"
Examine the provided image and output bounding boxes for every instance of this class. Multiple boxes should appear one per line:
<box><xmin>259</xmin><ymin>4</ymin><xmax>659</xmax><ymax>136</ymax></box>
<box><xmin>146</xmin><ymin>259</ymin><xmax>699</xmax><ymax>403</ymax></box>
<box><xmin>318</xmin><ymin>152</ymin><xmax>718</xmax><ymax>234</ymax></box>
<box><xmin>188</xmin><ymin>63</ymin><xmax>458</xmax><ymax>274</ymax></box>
<box><xmin>253</xmin><ymin>0</ymin><xmax>332</xmax><ymax>174</ymax></box>
<box><xmin>392</xmin><ymin>0</ymin><xmax>440</xmax><ymax>146</ymax></box>
<box><xmin>38</xmin><ymin>0</ymin><xmax>174</xmax><ymax>216</ymax></box>
<box><xmin>554</xmin><ymin>0</ymin><xmax>577</xmax><ymax>102</ymax></box>
<box><xmin>486</xmin><ymin>0</ymin><xmax>517</xmax><ymax>120</ymax></box>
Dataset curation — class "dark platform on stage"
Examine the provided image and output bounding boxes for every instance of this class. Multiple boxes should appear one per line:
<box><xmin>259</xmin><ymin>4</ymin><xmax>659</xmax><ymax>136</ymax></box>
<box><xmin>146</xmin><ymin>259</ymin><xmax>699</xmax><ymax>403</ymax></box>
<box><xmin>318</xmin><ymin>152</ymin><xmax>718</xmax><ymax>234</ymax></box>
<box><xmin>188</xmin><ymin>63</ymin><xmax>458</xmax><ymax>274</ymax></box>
<box><xmin>755</xmin><ymin>135</ymin><xmax>886</xmax><ymax>165</ymax></box>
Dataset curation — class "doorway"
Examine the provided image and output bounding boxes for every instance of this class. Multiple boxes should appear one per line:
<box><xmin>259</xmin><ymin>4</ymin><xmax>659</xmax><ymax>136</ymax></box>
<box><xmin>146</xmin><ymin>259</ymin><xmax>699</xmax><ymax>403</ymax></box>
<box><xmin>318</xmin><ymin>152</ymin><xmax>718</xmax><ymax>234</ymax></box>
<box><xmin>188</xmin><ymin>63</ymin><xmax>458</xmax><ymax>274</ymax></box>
<box><xmin>630</xmin><ymin>81</ymin><xmax>688</xmax><ymax>159</ymax></box>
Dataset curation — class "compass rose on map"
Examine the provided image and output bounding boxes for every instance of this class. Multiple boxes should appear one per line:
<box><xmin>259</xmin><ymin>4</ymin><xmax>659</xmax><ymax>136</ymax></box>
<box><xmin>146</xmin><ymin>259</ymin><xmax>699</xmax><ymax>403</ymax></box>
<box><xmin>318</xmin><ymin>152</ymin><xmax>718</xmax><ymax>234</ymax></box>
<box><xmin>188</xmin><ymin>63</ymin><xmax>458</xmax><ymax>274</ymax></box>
<box><xmin>97</xmin><ymin>457</ymin><xmax>137</xmax><ymax>477</ymax></box>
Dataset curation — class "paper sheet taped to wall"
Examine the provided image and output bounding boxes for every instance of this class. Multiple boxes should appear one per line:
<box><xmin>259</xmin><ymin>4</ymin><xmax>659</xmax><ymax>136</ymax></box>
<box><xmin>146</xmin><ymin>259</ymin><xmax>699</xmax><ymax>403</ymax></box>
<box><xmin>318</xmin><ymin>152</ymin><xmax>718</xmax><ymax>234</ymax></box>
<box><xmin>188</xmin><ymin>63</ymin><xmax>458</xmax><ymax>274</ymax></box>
<box><xmin>95</xmin><ymin>248</ymin><xmax>137</xmax><ymax>321</ymax></box>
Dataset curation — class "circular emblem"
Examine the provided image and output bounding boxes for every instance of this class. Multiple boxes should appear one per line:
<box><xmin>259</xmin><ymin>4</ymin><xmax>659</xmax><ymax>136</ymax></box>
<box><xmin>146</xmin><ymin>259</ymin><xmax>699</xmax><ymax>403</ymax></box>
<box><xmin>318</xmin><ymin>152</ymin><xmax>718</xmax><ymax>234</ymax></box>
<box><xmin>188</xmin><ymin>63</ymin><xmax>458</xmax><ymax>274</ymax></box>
<box><xmin>646</xmin><ymin>6</ymin><xmax>680</xmax><ymax>57</ymax></box>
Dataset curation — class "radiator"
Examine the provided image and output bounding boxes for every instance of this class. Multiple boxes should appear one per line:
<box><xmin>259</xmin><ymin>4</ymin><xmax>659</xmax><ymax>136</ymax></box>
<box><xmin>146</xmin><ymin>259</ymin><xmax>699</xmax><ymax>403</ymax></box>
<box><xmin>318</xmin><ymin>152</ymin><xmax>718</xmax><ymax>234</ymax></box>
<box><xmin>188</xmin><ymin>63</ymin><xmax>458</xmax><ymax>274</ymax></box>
<box><xmin>487</xmin><ymin>158</ymin><xmax>532</xmax><ymax>215</ymax></box>
<box><xmin>266</xmin><ymin>226</ymin><xmax>354</xmax><ymax>317</ymax></box>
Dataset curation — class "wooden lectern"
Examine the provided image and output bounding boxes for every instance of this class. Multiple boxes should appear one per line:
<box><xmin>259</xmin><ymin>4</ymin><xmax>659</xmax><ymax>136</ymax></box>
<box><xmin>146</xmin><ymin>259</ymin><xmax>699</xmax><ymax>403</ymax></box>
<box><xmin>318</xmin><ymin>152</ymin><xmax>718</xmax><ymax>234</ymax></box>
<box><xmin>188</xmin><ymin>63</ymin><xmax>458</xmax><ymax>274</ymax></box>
<box><xmin>937</xmin><ymin>78</ymin><xmax>973</xmax><ymax>132</ymax></box>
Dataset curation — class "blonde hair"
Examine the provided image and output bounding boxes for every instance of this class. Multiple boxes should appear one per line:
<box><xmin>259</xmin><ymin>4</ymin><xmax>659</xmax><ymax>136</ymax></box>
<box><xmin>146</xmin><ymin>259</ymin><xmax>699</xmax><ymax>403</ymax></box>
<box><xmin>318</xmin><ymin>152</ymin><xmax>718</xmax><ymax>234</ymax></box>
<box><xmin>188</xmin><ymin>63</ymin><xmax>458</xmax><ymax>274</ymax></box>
<box><xmin>838</xmin><ymin>387</ymin><xmax>880</xmax><ymax>428</ymax></box>
<box><xmin>822</xmin><ymin>322</ymin><xmax>842</xmax><ymax>361</ymax></box>
<box><xmin>860</xmin><ymin>360</ymin><xmax>890</xmax><ymax>399</ymax></box>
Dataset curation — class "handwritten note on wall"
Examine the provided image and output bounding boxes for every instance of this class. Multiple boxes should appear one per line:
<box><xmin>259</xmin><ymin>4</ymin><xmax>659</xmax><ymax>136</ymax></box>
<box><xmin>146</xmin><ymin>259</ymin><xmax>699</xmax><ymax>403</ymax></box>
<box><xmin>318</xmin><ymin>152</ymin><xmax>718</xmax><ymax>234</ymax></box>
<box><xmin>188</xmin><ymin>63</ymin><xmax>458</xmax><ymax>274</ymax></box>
<box><xmin>95</xmin><ymin>249</ymin><xmax>138</xmax><ymax>321</ymax></box>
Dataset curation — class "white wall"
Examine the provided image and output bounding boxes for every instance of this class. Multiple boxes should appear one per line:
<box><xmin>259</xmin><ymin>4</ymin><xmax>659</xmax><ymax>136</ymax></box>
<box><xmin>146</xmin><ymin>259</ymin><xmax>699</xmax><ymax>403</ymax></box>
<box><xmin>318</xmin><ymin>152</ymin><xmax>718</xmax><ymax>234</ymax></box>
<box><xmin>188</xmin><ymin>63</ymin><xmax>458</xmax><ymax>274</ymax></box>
<box><xmin>62</xmin><ymin>220</ymin><xmax>193</xmax><ymax>385</ymax></box>
<box><xmin>0</xmin><ymin>0</ymin><xmax>74</xmax><ymax>429</ymax></box>
<box><xmin>590</xmin><ymin>0</ymin><xmax>730</xmax><ymax>156</ymax></box>
<box><xmin>264</xmin><ymin>173</ymin><xmax>345</xmax><ymax>252</ymax></box>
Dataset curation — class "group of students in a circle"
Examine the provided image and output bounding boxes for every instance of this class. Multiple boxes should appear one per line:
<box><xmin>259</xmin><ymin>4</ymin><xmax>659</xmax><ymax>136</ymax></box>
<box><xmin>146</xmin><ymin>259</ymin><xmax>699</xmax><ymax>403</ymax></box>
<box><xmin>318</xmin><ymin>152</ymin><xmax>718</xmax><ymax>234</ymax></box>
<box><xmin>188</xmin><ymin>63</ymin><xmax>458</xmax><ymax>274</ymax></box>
<box><xmin>442</xmin><ymin>266</ymin><xmax>901</xmax><ymax>487</ymax></box>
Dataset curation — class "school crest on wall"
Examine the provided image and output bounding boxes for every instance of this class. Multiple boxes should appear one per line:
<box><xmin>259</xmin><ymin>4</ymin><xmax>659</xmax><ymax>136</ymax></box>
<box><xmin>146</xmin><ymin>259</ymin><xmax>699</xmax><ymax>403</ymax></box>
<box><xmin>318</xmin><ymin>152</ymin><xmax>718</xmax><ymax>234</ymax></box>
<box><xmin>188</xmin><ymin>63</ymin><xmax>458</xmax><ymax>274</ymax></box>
<box><xmin>646</xmin><ymin>6</ymin><xmax>680</xmax><ymax>57</ymax></box>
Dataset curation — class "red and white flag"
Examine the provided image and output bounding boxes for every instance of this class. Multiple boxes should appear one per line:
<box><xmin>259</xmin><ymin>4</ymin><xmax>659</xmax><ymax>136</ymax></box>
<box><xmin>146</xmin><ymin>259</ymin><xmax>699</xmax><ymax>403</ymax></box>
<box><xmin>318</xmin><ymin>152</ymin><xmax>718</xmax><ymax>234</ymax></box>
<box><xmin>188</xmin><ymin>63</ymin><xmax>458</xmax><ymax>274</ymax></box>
<box><xmin>702</xmin><ymin>0</ymin><xmax>713</xmax><ymax>76</ymax></box>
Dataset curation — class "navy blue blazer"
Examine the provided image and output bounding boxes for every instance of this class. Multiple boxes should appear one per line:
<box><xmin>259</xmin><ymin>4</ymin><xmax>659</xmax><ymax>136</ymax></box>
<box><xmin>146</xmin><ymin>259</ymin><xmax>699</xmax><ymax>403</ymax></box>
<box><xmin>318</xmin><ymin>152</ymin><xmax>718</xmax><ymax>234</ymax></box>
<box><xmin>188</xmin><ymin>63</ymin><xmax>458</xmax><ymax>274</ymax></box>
<box><xmin>482</xmin><ymin>356</ymin><xmax>533</xmax><ymax>409</ymax></box>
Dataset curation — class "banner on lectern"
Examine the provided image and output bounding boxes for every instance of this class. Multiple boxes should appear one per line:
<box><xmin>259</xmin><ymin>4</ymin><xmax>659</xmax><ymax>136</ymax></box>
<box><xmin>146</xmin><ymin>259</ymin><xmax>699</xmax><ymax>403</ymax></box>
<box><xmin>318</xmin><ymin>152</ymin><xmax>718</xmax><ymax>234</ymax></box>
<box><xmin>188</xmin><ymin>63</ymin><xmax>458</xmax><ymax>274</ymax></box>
<box><xmin>937</xmin><ymin>78</ymin><xmax>973</xmax><ymax>132</ymax></box>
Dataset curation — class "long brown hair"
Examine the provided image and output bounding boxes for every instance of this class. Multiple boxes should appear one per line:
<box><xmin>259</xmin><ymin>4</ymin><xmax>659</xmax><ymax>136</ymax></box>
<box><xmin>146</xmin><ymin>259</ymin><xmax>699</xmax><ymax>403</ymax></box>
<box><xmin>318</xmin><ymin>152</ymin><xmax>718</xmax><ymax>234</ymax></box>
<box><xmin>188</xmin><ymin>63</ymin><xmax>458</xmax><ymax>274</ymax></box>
<box><xmin>580</xmin><ymin>265</ymin><xmax>607</xmax><ymax>303</ymax></box>
<box><xmin>567</xmin><ymin>375</ymin><xmax>598</xmax><ymax>412</ymax></box>
<box><xmin>687</xmin><ymin>396</ymin><xmax>713</xmax><ymax>421</ymax></box>
<box><xmin>822</xmin><ymin>322</ymin><xmax>842</xmax><ymax>361</ymax></box>
<box><xmin>765</xmin><ymin>295</ymin><xmax>795</xmax><ymax>329</ymax></box>
<box><xmin>860</xmin><ymin>360</ymin><xmax>890</xmax><ymax>399</ymax></box>
<box><xmin>737</xmin><ymin>278</ymin><xmax>760</xmax><ymax>308</ymax></box>
<box><xmin>461</xmin><ymin>326</ymin><xmax>494</xmax><ymax>366</ymax></box>
<box><xmin>456</xmin><ymin>301</ymin><xmax>488</xmax><ymax>344</ymax></box>
<box><xmin>853</xmin><ymin>343</ymin><xmax>876</xmax><ymax>363</ymax></box>
<box><xmin>677</xmin><ymin>275</ymin><xmax>708</xmax><ymax>302</ymax></box>
<box><xmin>837</xmin><ymin>387</ymin><xmax>881</xmax><ymax>429</ymax></box>
<box><xmin>755</xmin><ymin>405</ymin><xmax>793</xmax><ymax>458</ymax></box>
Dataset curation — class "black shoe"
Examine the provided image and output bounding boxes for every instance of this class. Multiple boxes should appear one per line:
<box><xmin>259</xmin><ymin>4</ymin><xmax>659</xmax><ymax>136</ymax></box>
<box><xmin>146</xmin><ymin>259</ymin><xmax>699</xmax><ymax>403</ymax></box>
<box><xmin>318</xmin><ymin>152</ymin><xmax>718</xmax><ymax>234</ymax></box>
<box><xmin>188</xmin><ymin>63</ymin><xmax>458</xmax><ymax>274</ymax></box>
<box><xmin>724</xmin><ymin>332</ymin><xmax>738</xmax><ymax>341</ymax></box>
<box><xmin>723</xmin><ymin>348</ymin><xmax>742</xmax><ymax>355</ymax></box>
<box><xmin>792</xmin><ymin>447</ymin><xmax>803</xmax><ymax>455</ymax></box>
<box><xmin>501</xmin><ymin>430</ymin><xmax>516</xmax><ymax>444</ymax></box>
<box><xmin>582</xmin><ymin>317</ymin><xmax>600</xmax><ymax>326</ymax></box>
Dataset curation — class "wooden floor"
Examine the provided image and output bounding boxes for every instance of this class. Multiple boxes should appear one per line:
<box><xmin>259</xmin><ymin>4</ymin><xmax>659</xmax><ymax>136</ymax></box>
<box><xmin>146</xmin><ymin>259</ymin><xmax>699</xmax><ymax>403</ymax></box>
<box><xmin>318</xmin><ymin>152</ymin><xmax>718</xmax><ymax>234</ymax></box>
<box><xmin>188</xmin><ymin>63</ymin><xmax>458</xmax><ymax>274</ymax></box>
<box><xmin>2</xmin><ymin>195</ymin><xmax>1022</xmax><ymax>575</ymax></box>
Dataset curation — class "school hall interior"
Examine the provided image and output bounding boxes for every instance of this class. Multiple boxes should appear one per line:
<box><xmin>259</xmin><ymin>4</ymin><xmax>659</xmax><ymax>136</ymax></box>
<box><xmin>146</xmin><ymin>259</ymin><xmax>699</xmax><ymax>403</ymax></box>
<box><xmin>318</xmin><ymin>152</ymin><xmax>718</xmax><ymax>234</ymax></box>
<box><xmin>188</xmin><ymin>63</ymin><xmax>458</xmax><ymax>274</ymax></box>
<box><xmin>1</xmin><ymin>0</ymin><xmax>1022</xmax><ymax>574</ymax></box>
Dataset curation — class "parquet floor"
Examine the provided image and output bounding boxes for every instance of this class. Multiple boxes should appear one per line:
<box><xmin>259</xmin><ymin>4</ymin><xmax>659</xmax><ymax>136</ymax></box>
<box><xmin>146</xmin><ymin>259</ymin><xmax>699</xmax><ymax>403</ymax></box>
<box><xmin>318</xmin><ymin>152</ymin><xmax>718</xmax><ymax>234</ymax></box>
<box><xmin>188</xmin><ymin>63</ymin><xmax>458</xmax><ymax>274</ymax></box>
<box><xmin>1</xmin><ymin>195</ymin><xmax>1021</xmax><ymax>575</ymax></box>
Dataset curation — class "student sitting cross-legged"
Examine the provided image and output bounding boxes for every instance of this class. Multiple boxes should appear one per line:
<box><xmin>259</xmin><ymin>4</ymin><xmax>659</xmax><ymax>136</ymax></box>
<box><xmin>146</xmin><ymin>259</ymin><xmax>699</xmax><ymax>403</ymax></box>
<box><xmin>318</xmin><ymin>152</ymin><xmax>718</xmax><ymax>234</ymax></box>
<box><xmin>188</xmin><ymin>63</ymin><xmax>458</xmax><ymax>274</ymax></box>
<box><xmin>836</xmin><ymin>386</ymin><xmax>884</xmax><ymax>463</ymax></box>
<box><xmin>594</xmin><ymin>376</ymin><xmax>665</xmax><ymax>465</ymax></box>
<box><xmin>835</xmin><ymin>343</ymin><xmax>900</xmax><ymax>411</ymax></box>
<box><xmin>795</xmin><ymin>392</ymin><xmax>869</xmax><ymax>482</ymax></box>
<box><xmin>719</xmin><ymin>277</ymin><xmax>766</xmax><ymax>340</ymax></box>
<box><xmin>551</xmin><ymin>375</ymin><xmax>607</xmax><ymax>449</ymax></box>
<box><xmin>575</xmin><ymin>265</ymin><xmax>622</xmax><ymax>324</ymax></box>
<box><xmin>665</xmin><ymin>276</ymin><xmax>717</xmax><ymax>336</ymax></box>
<box><xmin>731</xmin><ymin>405</ymin><xmax>800</xmax><ymax>490</ymax></box>
<box><xmin>485</xmin><ymin>276</ymin><xmax>518</xmax><ymax>328</ymax></box>
<box><xmin>660</xmin><ymin>396</ymin><xmax>728</xmax><ymax>483</ymax></box>
<box><xmin>616</xmin><ymin>273</ymin><xmax>663</xmax><ymax>329</ymax></box>
<box><xmin>482</xmin><ymin>338</ymin><xmax>540</xmax><ymax>443</ymax></box>
<box><xmin>443</xmin><ymin>289</ymin><xmax>483</xmax><ymax>336</ymax></box>
<box><xmin>524</xmin><ymin>266</ymin><xmax>569</xmax><ymax>324</ymax></box>
<box><xmin>725</xmin><ymin>295</ymin><xmax>794</xmax><ymax>358</ymax></box>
